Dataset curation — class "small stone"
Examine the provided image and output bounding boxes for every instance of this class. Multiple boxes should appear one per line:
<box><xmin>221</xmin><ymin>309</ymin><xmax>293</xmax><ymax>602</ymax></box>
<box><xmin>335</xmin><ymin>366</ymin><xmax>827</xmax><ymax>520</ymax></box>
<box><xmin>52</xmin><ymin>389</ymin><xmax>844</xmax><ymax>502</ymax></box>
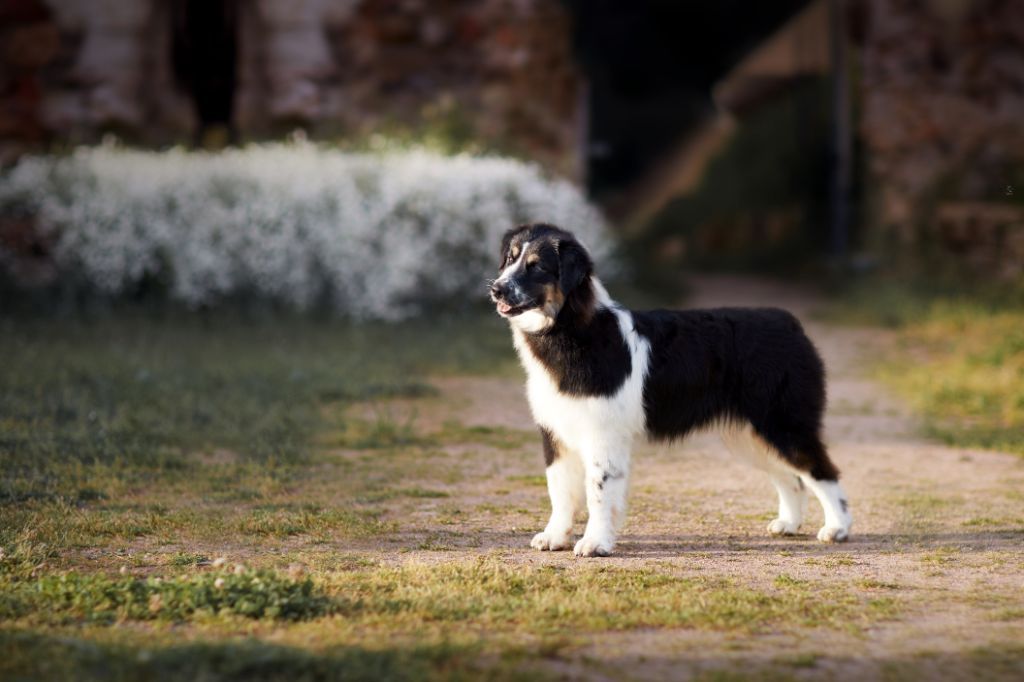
<box><xmin>212</xmin><ymin>557</ymin><xmax>228</xmax><ymax>568</ymax></box>
<box><xmin>119</xmin><ymin>565</ymin><xmax>128</xmax><ymax>575</ymax></box>
<box><xmin>233</xmin><ymin>563</ymin><xmax>246</xmax><ymax>576</ymax></box>
<box><xmin>214</xmin><ymin>577</ymin><xmax>226</xmax><ymax>589</ymax></box>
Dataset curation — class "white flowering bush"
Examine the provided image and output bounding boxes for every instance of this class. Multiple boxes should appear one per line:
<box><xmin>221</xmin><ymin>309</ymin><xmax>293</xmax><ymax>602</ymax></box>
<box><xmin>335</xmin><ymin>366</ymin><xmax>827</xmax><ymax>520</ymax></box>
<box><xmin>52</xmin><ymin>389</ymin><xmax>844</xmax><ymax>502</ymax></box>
<box><xmin>0</xmin><ymin>142</ymin><xmax>611</xmax><ymax>318</ymax></box>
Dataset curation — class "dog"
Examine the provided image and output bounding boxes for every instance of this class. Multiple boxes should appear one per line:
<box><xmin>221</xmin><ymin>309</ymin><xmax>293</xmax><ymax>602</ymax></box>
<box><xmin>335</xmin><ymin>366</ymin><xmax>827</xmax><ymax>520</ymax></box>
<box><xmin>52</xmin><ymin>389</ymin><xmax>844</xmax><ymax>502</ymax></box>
<box><xmin>489</xmin><ymin>223</ymin><xmax>852</xmax><ymax>557</ymax></box>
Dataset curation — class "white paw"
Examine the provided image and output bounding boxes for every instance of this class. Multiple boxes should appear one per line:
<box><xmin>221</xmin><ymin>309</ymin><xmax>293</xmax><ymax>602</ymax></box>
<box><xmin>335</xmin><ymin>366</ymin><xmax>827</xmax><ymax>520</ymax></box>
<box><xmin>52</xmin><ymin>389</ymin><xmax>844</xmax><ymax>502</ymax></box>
<box><xmin>530</xmin><ymin>530</ymin><xmax>572</xmax><ymax>551</ymax></box>
<box><xmin>817</xmin><ymin>526</ymin><xmax>850</xmax><ymax>543</ymax></box>
<box><xmin>767</xmin><ymin>518</ymin><xmax>801</xmax><ymax>536</ymax></box>
<box><xmin>573</xmin><ymin>534</ymin><xmax>614</xmax><ymax>557</ymax></box>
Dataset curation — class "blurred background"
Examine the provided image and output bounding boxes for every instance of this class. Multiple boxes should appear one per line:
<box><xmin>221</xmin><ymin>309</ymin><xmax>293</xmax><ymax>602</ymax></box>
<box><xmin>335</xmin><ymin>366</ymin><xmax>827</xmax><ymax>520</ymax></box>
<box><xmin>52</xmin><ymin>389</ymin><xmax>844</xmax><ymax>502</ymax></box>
<box><xmin>2</xmin><ymin>0</ymin><xmax>1022</xmax><ymax>299</ymax></box>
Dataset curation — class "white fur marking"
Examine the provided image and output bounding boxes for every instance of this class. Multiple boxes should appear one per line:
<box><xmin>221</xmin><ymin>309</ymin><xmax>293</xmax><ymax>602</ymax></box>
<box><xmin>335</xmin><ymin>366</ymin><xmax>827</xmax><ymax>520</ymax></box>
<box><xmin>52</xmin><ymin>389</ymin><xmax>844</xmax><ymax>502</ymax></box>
<box><xmin>511</xmin><ymin>308</ymin><xmax>554</xmax><ymax>334</ymax></box>
<box><xmin>800</xmin><ymin>476</ymin><xmax>853</xmax><ymax>543</ymax></box>
<box><xmin>531</xmin><ymin>448</ymin><xmax>585</xmax><ymax>551</ymax></box>
<box><xmin>495</xmin><ymin>240</ymin><xmax>529</xmax><ymax>288</ymax></box>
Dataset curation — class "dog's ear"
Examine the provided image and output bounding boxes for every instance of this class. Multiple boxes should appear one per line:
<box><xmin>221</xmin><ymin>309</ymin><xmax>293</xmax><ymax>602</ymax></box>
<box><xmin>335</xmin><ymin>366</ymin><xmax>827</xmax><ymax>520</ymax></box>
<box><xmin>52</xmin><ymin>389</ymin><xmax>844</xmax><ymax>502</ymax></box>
<box><xmin>499</xmin><ymin>227</ymin><xmax>519</xmax><ymax>268</ymax></box>
<box><xmin>557</xmin><ymin>237</ymin><xmax>592</xmax><ymax>295</ymax></box>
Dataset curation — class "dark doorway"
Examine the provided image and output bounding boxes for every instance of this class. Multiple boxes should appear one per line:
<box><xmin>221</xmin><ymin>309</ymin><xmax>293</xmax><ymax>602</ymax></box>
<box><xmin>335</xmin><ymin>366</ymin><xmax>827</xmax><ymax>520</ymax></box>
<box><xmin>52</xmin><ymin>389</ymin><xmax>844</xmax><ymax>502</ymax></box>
<box><xmin>565</xmin><ymin>0</ymin><xmax>812</xmax><ymax>198</ymax></box>
<box><xmin>172</xmin><ymin>0</ymin><xmax>238</xmax><ymax>144</ymax></box>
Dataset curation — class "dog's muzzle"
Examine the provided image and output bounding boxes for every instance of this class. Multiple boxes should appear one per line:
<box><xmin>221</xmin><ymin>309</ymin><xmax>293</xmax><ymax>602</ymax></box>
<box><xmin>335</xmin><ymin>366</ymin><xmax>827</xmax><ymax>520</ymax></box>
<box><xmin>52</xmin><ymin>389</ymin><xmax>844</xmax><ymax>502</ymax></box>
<box><xmin>490</xmin><ymin>281</ymin><xmax>534</xmax><ymax>317</ymax></box>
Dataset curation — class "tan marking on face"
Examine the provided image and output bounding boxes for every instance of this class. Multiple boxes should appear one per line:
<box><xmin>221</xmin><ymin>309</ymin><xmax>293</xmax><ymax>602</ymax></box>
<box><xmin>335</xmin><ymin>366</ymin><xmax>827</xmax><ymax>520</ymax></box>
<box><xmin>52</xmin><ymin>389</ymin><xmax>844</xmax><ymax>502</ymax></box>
<box><xmin>541</xmin><ymin>281</ymin><xmax>566</xmax><ymax>319</ymax></box>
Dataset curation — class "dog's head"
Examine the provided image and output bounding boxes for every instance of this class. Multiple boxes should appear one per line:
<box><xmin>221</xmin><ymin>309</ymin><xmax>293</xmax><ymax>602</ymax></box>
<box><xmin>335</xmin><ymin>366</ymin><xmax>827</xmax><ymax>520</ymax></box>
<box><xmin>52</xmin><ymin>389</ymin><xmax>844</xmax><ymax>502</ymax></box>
<box><xmin>489</xmin><ymin>223</ymin><xmax>594</xmax><ymax>333</ymax></box>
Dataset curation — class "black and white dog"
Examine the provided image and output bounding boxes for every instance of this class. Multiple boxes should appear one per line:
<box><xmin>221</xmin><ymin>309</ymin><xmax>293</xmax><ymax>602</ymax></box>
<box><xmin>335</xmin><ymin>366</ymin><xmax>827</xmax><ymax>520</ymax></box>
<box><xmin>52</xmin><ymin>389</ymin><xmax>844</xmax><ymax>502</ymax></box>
<box><xmin>490</xmin><ymin>223</ymin><xmax>852</xmax><ymax>557</ymax></box>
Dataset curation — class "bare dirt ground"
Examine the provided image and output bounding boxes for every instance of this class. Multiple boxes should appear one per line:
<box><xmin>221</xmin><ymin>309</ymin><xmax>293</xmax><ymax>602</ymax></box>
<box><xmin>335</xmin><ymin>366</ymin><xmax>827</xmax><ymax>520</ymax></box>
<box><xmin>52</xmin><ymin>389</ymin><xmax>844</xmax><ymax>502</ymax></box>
<box><xmin>345</xmin><ymin>275</ymin><xmax>1024</xmax><ymax>680</ymax></box>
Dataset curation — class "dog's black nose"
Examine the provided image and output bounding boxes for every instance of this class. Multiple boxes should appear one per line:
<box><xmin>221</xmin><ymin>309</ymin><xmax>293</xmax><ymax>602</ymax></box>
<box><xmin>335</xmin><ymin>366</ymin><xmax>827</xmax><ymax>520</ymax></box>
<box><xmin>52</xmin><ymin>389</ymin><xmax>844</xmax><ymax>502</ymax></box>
<box><xmin>490</xmin><ymin>282</ymin><xmax>505</xmax><ymax>299</ymax></box>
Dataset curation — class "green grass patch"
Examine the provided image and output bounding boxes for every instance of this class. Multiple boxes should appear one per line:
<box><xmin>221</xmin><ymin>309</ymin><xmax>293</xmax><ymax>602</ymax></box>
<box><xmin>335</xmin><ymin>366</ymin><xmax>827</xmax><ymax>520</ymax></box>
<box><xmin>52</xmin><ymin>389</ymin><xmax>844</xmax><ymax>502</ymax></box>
<box><xmin>826</xmin><ymin>288</ymin><xmax>1024</xmax><ymax>455</ymax></box>
<box><xmin>167</xmin><ymin>552</ymin><xmax>207</xmax><ymax>567</ymax></box>
<box><xmin>0</xmin><ymin>311</ymin><xmax>512</xmax><ymax>503</ymax></box>
<box><xmin>0</xmin><ymin>556</ymin><xmax>904</xmax><ymax>681</ymax></box>
<box><xmin>320</xmin><ymin>558</ymin><xmax>896</xmax><ymax>636</ymax></box>
<box><xmin>992</xmin><ymin>608</ymin><xmax>1024</xmax><ymax>621</ymax></box>
<box><xmin>0</xmin><ymin>558</ymin><xmax>900</xmax><ymax>636</ymax></box>
<box><xmin>435</xmin><ymin>422</ymin><xmax>535</xmax><ymax>450</ymax></box>
<box><xmin>881</xmin><ymin>644</ymin><xmax>1024</xmax><ymax>682</ymax></box>
<box><xmin>962</xmin><ymin>517</ymin><xmax>1024</xmax><ymax>528</ymax></box>
<box><xmin>0</xmin><ymin>568</ymin><xmax>327</xmax><ymax>624</ymax></box>
<box><xmin>506</xmin><ymin>475</ymin><xmax>547</xmax><ymax>487</ymax></box>
<box><xmin>879</xmin><ymin>304</ymin><xmax>1024</xmax><ymax>454</ymax></box>
<box><xmin>358</xmin><ymin>487</ymin><xmax>451</xmax><ymax>503</ymax></box>
<box><xmin>0</xmin><ymin>499</ymin><xmax>395</xmax><ymax>558</ymax></box>
<box><xmin>855</xmin><ymin>578</ymin><xmax>902</xmax><ymax>591</ymax></box>
<box><xmin>324</xmin><ymin>413</ymin><xmax>431</xmax><ymax>450</ymax></box>
<box><xmin>0</xmin><ymin>630</ymin><xmax>541</xmax><ymax>682</ymax></box>
<box><xmin>920</xmin><ymin>547</ymin><xmax>959</xmax><ymax>566</ymax></box>
<box><xmin>238</xmin><ymin>507</ymin><xmax>392</xmax><ymax>539</ymax></box>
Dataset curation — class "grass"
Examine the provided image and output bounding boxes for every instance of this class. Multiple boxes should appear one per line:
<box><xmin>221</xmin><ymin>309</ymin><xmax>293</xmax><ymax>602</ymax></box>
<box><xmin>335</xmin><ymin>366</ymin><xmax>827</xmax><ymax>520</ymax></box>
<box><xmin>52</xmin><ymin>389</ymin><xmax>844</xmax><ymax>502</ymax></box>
<box><xmin>0</xmin><ymin>566</ymin><xmax>327</xmax><ymax>624</ymax></box>
<box><xmin>0</xmin><ymin>310</ymin><xmax>513</xmax><ymax>497</ymax></box>
<box><xmin>878</xmin><ymin>304</ymin><xmax>1024</xmax><ymax>454</ymax></box>
<box><xmin>0</xmin><ymin>554</ymin><xmax>904</xmax><ymax>682</ymax></box>
<box><xmin>3</xmin><ymin>304</ymin><xmax>1022</xmax><ymax>681</ymax></box>
<box><xmin>0</xmin><ymin>558</ymin><xmax>891</xmax><ymax>635</ymax></box>
<box><xmin>0</xmin><ymin>310</ymin><xmax>562</xmax><ymax>680</ymax></box>
<box><xmin>826</xmin><ymin>283</ymin><xmax>1024</xmax><ymax>455</ymax></box>
<box><xmin>0</xmin><ymin>630</ymin><xmax>541</xmax><ymax>682</ymax></box>
<box><xmin>318</xmin><ymin>560</ymin><xmax>892</xmax><ymax>636</ymax></box>
<box><xmin>0</xmin><ymin>310</ymin><xmax>513</xmax><ymax>536</ymax></box>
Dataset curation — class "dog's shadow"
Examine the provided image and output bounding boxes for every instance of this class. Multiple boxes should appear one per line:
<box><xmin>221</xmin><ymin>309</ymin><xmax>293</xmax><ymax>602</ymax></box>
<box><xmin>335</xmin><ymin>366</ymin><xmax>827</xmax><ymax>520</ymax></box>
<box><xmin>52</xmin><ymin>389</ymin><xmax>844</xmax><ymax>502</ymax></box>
<box><xmin>423</xmin><ymin>528</ymin><xmax>1024</xmax><ymax>558</ymax></box>
<box><xmin>610</xmin><ymin>529</ymin><xmax>1024</xmax><ymax>558</ymax></box>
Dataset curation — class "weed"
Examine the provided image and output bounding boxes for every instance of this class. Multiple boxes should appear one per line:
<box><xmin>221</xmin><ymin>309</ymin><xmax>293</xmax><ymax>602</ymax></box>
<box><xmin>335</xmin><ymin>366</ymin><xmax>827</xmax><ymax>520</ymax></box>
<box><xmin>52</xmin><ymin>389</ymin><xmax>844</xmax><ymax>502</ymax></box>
<box><xmin>238</xmin><ymin>507</ymin><xmax>393</xmax><ymax>539</ymax></box>
<box><xmin>1</xmin><ymin>568</ymin><xmax>327</xmax><ymax>624</ymax></box>
<box><xmin>168</xmin><ymin>552</ymin><xmax>207</xmax><ymax>566</ymax></box>
<box><xmin>856</xmin><ymin>578</ymin><xmax>901</xmax><ymax>590</ymax></box>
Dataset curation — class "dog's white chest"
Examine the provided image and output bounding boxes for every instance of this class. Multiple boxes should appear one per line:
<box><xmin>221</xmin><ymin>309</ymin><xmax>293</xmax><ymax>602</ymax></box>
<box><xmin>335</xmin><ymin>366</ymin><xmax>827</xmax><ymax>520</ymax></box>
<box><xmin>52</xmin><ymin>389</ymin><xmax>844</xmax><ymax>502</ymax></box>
<box><xmin>511</xmin><ymin>308</ymin><xmax>650</xmax><ymax>455</ymax></box>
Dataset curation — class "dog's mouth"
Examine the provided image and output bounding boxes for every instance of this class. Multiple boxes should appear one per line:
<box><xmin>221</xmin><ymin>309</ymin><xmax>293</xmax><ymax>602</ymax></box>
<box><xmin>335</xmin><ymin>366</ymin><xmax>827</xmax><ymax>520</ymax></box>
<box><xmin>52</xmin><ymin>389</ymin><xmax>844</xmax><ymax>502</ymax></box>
<box><xmin>494</xmin><ymin>299</ymin><xmax>535</xmax><ymax>318</ymax></box>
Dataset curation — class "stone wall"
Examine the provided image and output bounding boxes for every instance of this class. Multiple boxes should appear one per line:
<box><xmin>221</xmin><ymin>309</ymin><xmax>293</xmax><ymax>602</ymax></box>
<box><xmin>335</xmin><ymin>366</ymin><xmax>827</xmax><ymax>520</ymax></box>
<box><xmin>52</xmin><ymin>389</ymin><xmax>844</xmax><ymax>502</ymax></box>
<box><xmin>858</xmin><ymin>0</ymin><xmax>1024</xmax><ymax>272</ymax></box>
<box><xmin>0</xmin><ymin>0</ymin><xmax>583</xmax><ymax>178</ymax></box>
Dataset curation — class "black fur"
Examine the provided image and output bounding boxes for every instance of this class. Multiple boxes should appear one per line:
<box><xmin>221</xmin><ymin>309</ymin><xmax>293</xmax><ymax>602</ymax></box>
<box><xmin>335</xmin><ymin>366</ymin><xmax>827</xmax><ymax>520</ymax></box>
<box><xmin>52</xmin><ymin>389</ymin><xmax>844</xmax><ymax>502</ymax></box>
<box><xmin>522</xmin><ymin>302</ymin><xmax>631</xmax><ymax>397</ymax></box>
<box><xmin>557</xmin><ymin>238</ymin><xmax>591</xmax><ymax>299</ymax></box>
<box><xmin>539</xmin><ymin>426</ymin><xmax>558</xmax><ymax>466</ymax></box>
<box><xmin>632</xmin><ymin>307</ymin><xmax>839</xmax><ymax>481</ymax></box>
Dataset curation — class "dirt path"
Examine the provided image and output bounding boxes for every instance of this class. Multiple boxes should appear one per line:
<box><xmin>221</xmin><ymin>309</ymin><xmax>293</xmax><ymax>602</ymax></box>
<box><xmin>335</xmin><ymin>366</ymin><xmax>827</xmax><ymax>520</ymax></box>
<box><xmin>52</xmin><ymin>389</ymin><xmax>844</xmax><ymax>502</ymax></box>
<box><xmin>359</xmin><ymin>275</ymin><xmax>1024</xmax><ymax>679</ymax></box>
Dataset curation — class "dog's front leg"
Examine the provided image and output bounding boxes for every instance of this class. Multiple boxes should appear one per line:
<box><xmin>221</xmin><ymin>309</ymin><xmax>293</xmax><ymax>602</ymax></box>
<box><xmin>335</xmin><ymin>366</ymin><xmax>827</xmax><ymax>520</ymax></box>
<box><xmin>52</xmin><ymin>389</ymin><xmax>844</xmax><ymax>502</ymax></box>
<box><xmin>531</xmin><ymin>444</ymin><xmax>585</xmax><ymax>551</ymax></box>
<box><xmin>574</xmin><ymin>444</ymin><xmax>631</xmax><ymax>557</ymax></box>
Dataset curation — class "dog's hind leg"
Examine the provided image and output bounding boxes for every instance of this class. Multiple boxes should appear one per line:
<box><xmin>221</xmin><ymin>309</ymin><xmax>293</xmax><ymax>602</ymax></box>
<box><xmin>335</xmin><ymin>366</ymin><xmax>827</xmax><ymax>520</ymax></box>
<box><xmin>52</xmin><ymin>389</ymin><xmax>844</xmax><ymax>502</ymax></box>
<box><xmin>721</xmin><ymin>424</ymin><xmax>808</xmax><ymax>537</ymax></box>
<box><xmin>799</xmin><ymin>473</ymin><xmax>853</xmax><ymax>543</ymax></box>
<box><xmin>766</xmin><ymin>471</ymin><xmax>807</xmax><ymax>536</ymax></box>
<box><xmin>787</xmin><ymin>436</ymin><xmax>853</xmax><ymax>543</ymax></box>
<box><xmin>531</xmin><ymin>428</ymin><xmax>584</xmax><ymax>551</ymax></box>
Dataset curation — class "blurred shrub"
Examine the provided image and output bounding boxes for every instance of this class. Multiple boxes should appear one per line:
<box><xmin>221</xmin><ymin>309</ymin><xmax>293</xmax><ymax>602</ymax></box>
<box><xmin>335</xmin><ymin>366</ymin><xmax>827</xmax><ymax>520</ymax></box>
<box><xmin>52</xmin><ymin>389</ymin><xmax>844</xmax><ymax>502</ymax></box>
<box><xmin>0</xmin><ymin>142</ymin><xmax>609</xmax><ymax>319</ymax></box>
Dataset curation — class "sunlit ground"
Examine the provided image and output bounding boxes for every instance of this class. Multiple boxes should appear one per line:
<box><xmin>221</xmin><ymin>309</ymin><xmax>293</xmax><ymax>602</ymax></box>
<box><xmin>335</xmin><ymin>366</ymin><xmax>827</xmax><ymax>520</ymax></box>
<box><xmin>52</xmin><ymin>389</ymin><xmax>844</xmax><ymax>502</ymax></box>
<box><xmin>2</xmin><ymin>283</ymin><xmax>1023</xmax><ymax>681</ymax></box>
